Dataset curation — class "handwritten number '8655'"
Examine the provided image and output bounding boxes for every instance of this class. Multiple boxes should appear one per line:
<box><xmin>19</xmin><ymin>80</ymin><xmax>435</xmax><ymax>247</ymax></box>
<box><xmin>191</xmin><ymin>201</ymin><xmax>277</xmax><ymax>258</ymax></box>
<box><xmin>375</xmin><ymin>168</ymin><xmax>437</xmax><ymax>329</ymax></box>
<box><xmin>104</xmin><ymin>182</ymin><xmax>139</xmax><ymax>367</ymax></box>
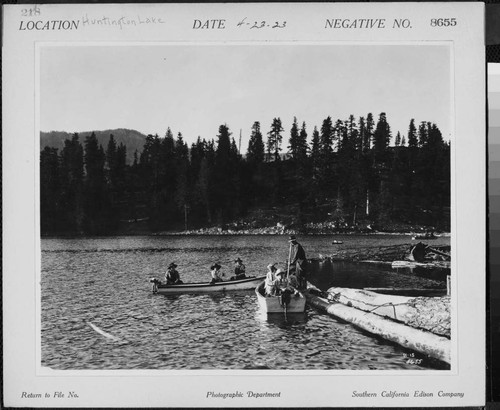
<box><xmin>430</xmin><ymin>18</ymin><xmax>457</xmax><ymax>27</ymax></box>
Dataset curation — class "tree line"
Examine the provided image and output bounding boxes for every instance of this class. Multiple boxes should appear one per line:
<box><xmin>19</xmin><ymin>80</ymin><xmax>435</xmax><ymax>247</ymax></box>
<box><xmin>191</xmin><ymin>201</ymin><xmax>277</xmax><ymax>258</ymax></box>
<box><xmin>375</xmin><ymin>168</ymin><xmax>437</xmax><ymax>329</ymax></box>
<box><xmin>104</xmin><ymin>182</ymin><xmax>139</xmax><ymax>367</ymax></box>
<box><xmin>40</xmin><ymin>113</ymin><xmax>450</xmax><ymax>235</ymax></box>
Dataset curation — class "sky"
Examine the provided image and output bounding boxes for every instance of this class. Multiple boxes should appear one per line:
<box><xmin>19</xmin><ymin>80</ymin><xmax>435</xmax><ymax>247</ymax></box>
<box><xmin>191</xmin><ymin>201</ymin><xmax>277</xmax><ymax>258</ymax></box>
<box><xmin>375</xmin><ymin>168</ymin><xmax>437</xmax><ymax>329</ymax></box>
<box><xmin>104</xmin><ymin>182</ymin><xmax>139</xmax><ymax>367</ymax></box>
<box><xmin>40</xmin><ymin>44</ymin><xmax>451</xmax><ymax>150</ymax></box>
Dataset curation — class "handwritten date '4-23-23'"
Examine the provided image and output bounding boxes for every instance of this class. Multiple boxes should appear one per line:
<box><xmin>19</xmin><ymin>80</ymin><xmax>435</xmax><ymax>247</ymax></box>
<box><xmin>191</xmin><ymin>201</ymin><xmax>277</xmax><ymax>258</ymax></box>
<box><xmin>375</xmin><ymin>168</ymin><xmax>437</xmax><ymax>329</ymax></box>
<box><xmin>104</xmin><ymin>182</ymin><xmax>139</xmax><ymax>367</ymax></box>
<box><xmin>236</xmin><ymin>17</ymin><xmax>286</xmax><ymax>29</ymax></box>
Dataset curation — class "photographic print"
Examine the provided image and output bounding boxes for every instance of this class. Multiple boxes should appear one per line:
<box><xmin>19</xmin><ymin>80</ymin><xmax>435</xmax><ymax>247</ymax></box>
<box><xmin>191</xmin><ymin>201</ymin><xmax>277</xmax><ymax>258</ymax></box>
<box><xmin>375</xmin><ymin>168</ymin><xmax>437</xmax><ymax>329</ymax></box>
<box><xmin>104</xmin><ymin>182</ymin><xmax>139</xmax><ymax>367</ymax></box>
<box><xmin>3</xmin><ymin>2</ymin><xmax>485</xmax><ymax>407</ymax></box>
<box><xmin>39</xmin><ymin>43</ymin><xmax>452</xmax><ymax>371</ymax></box>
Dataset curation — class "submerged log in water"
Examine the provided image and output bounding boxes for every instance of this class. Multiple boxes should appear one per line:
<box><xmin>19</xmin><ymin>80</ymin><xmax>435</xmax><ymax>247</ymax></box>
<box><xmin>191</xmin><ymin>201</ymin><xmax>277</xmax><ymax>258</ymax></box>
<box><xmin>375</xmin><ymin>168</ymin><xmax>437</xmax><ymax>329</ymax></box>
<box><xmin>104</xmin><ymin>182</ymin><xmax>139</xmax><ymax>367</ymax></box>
<box><xmin>327</xmin><ymin>287</ymin><xmax>451</xmax><ymax>338</ymax></box>
<box><xmin>329</xmin><ymin>244</ymin><xmax>409</xmax><ymax>261</ymax></box>
<box><xmin>305</xmin><ymin>289</ymin><xmax>451</xmax><ymax>364</ymax></box>
<box><xmin>329</xmin><ymin>244</ymin><xmax>451</xmax><ymax>265</ymax></box>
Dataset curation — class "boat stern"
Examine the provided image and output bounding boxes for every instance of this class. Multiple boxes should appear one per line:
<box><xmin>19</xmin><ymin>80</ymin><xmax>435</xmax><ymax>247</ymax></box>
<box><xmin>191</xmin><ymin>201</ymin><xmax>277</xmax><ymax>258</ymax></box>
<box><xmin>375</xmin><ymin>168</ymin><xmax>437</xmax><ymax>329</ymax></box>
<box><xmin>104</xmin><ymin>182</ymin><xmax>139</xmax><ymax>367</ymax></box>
<box><xmin>149</xmin><ymin>278</ymin><xmax>161</xmax><ymax>293</ymax></box>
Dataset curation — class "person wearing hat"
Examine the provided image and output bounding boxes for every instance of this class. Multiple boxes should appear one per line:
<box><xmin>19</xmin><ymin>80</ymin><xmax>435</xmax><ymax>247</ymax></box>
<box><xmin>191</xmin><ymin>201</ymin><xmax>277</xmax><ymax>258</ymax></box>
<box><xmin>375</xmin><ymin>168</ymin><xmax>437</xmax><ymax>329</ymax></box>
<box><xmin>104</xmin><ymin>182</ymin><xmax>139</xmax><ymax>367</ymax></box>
<box><xmin>272</xmin><ymin>268</ymin><xmax>299</xmax><ymax>296</ymax></box>
<box><xmin>210</xmin><ymin>263</ymin><xmax>223</xmax><ymax>284</ymax></box>
<box><xmin>264</xmin><ymin>263</ymin><xmax>278</xmax><ymax>295</ymax></box>
<box><xmin>231</xmin><ymin>257</ymin><xmax>246</xmax><ymax>280</ymax></box>
<box><xmin>165</xmin><ymin>262</ymin><xmax>182</xmax><ymax>285</ymax></box>
<box><xmin>273</xmin><ymin>269</ymin><xmax>287</xmax><ymax>290</ymax></box>
<box><xmin>289</xmin><ymin>235</ymin><xmax>307</xmax><ymax>289</ymax></box>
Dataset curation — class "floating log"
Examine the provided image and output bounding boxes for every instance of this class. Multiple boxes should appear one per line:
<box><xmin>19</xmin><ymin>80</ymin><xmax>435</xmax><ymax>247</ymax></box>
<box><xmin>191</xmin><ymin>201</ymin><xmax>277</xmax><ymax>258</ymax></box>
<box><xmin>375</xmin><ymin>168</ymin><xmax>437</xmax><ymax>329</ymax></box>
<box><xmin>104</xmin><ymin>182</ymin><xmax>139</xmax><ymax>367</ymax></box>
<box><xmin>305</xmin><ymin>289</ymin><xmax>451</xmax><ymax>364</ymax></box>
<box><xmin>427</xmin><ymin>247</ymin><xmax>451</xmax><ymax>259</ymax></box>
<box><xmin>392</xmin><ymin>260</ymin><xmax>421</xmax><ymax>268</ymax></box>
<box><xmin>391</xmin><ymin>260</ymin><xmax>451</xmax><ymax>269</ymax></box>
<box><xmin>328</xmin><ymin>287</ymin><xmax>450</xmax><ymax>337</ymax></box>
<box><xmin>363</xmin><ymin>287</ymin><xmax>447</xmax><ymax>297</ymax></box>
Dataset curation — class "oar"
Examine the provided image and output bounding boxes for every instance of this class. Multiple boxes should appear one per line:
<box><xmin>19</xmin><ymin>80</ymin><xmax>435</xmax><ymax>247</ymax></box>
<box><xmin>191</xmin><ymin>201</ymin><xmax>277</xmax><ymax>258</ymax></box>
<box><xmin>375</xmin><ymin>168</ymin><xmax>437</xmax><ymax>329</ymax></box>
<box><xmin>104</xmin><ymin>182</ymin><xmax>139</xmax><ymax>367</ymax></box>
<box><xmin>286</xmin><ymin>241</ymin><xmax>292</xmax><ymax>284</ymax></box>
<box><xmin>285</xmin><ymin>242</ymin><xmax>292</xmax><ymax>320</ymax></box>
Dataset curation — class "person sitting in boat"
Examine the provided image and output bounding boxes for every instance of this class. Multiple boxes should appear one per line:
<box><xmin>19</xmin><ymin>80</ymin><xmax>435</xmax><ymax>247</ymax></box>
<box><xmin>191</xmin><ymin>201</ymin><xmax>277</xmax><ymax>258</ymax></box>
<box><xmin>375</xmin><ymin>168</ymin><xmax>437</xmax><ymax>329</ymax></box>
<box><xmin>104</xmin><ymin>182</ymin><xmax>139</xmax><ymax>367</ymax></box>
<box><xmin>272</xmin><ymin>269</ymin><xmax>299</xmax><ymax>296</ymax></box>
<box><xmin>210</xmin><ymin>263</ymin><xmax>224</xmax><ymax>284</ymax></box>
<box><xmin>264</xmin><ymin>263</ymin><xmax>278</xmax><ymax>295</ymax></box>
<box><xmin>287</xmin><ymin>273</ymin><xmax>300</xmax><ymax>289</ymax></box>
<box><xmin>165</xmin><ymin>262</ymin><xmax>182</xmax><ymax>285</ymax></box>
<box><xmin>230</xmin><ymin>257</ymin><xmax>246</xmax><ymax>280</ymax></box>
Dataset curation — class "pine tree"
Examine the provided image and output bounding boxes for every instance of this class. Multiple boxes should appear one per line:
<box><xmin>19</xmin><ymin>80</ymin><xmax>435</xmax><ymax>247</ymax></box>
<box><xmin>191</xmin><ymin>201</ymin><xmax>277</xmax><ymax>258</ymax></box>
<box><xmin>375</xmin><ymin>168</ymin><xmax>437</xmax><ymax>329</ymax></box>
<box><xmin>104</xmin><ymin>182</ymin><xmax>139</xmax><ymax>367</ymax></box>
<box><xmin>365</xmin><ymin>113</ymin><xmax>374</xmax><ymax>152</ymax></box>
<box><xmin>40</xmin><ymin>147</ymin><xmax>61</xmax><ymax>233</ymax></box>
<box><xmin>213</xmin><ymin>124</ymin><xmax>234</xmax><ymax>222</ymax></box>
<box><xmin>373</xmin><ymin>113</ymin><xmax>391</xmax><ymax>153</ymax></box>
<box><xmin>267</xmin><ymin>117</ymin><xmax>284</xmax><ymax>161</ymax></box>
<box><xmin>317</xmin><ymin>117</ymin><xmax>336</xmax><ymax>198</ymax></box>
<box><xmin>105</xmin><ymin>134</ymin><xmax>127</xmax><ymax>225</ymax></box>
<box><xmin>196</xmin><ymin>141</ymin><xmax>216</xmax><ymax>224</ymax></box>
<box><xmin>175</xmin><ymin>133</ymin><xmax>190</xmax><ymax>228</ymax></box>
<box><xmin>161</xmin><ymin>128</ymin><xmax>176</xmax><ymax>191</ymax></box>
<box><xmin>297</xmin><ymin>121</ymin><xmax>309</xmax><ymax>161</ymax></box>
<box><xmin>197</xmin><ymin>156</ymin><xmax>212</xmax><ymax>223</ymax></box>
<box><xmin>333</xmin><ymin>119</ymin><xmax>344</xmax><ymax>152</ymax></box>
<box><xmin>358</xmin><ymin>117</ymin><xmax>367</xmax><ymax>152</ymax></box>
<box><xmin>309</xmin><ymin>126</ymin><xmax>321</xmax><ymax>204</ymax></box>
<box><xmin>59</xmin><ymin>133</ymin><xmax>84</xmax><ymax>233</ymax></box>
<box><xmin>336</xmin><ymin>115</ymin><xmax>363</xmax><ymax>225</ymax></box>
<box><xmin>247</xmin><ymin>121</ymin><xmax>265</xmax><ymax>164</ymax></box>
<box><xmin>288</xmin><ymin>116</ymin><xmax>300</xmax><ymax>159</ymax></box>
<box><xmin>320</xmin><ymin>116</ymin><xmax>334</xmax><ymax>155</ymax></box>
<box><xmin>190</xmin><ymin>137</ymin><xmax>206</xmax><ymax>186</ymax></box>
<box><xmin>83</xmin><ymin>132</ymin><xmax>109</xmax><ymax>234</ymax></box>
<box><xmin>395</xmin><ymin>131</ymin><xmax>401</xmax><ymax>146</ymax></box>
<box><xmin>115</xmin><ymin>143</ymin><xmax>127</xmax><ymax>185</ymax></box>
<box><xmin>407</xmin><ymin>119</ymin><xmax>418</xmax><ymax>149</ymax></box>
<box><xmin>106</xmin><ymin>134</ymin><xmax>117</xmax><ymax>173</ymax></box>
<box><xmin>418</xmin><ymin>121</ymin><xmax>428</xmax><ymax>147</ymax></box>
<box><xmin>346</xmin><ymin>115</ymin><xmax>359</xmax><ymax>152</ymax></box>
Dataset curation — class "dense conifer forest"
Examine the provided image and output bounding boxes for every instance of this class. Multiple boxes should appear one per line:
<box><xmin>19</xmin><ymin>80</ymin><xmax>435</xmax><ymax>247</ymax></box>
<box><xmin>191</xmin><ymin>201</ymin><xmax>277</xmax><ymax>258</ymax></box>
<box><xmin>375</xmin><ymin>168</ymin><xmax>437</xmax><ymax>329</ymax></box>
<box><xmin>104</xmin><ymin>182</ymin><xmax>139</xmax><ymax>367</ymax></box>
<box><xmin>40</xmin><ymin>113</ymin><xmax>450</xmax><ymax>236</ymax></box>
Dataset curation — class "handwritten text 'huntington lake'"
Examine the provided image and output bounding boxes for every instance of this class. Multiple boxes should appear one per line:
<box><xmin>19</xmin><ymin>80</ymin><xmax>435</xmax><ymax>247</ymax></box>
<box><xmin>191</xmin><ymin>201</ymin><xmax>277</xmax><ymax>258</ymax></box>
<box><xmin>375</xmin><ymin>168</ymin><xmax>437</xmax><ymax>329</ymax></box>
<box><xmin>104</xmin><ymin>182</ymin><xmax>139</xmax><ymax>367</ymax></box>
<box><xmin>18</xmin><ymin>15</ymin><xmax>165</xmax><ymax>31</ymax></box>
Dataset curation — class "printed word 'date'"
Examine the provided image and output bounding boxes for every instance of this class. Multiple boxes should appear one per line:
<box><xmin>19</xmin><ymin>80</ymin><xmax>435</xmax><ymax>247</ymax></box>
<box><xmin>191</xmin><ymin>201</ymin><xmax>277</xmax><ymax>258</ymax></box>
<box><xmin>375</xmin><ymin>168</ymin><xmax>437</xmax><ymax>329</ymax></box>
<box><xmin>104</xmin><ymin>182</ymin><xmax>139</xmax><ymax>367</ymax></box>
<box><xmin>193</xmin><ymin>19</ymin><xmax>226</xmax><ymax>29</ymax></box>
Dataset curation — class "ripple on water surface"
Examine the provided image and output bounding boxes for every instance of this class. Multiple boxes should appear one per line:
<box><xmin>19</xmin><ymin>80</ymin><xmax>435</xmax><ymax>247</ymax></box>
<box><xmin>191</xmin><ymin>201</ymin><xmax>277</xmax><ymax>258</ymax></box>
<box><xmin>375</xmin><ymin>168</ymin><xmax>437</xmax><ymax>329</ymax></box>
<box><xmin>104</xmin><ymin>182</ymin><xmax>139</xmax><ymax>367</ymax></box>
<box><xmin>41</xmin><ymin>235</ymin><xmax>450</xmax><ymax>370</ymax></box>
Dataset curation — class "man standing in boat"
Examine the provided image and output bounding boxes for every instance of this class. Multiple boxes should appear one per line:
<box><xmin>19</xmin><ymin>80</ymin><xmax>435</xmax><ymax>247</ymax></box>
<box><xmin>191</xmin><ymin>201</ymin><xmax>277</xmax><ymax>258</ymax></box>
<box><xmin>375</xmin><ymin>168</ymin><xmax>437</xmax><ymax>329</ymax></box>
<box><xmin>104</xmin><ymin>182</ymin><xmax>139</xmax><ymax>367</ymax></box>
<box><xmin>289</xmin><ymin>235</ymin><xmax>307</xmax><ymax>289</ymax></box>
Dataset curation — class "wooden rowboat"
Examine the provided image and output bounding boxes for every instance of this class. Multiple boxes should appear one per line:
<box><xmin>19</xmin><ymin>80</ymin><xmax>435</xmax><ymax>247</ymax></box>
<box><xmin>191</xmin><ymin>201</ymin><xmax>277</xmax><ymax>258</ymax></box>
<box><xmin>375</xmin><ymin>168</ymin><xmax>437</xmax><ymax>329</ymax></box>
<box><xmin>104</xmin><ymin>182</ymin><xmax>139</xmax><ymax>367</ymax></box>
<box><xmin>255</xmin><ymin>282</ymin><xmax>306</xmax><ymax>313</ymax></box>
<box><xmin>150</xmin><ymin>276</ymin><xmax>265</xmax><ymax>294</ymax></box>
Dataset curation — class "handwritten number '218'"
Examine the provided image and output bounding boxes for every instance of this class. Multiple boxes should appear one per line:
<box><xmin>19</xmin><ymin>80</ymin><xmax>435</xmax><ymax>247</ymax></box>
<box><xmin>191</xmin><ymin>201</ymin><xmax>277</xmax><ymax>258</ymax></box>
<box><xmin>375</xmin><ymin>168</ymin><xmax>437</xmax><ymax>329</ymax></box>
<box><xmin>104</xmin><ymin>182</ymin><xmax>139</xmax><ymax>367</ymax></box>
<box><xmin>21</xmin><ymin>5</ymin><xmax>41</xmax><ymax>17</ymax></box>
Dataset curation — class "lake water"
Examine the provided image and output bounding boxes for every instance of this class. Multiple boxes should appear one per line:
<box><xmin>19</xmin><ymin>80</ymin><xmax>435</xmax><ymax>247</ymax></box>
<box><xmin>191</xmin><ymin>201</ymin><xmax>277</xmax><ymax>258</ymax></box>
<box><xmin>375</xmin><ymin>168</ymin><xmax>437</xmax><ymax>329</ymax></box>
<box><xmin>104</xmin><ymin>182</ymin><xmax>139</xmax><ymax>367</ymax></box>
<box><xmin>41</xmin><ymin>234</ymin><xmax>450</xmax><ymax>370</ymax></box>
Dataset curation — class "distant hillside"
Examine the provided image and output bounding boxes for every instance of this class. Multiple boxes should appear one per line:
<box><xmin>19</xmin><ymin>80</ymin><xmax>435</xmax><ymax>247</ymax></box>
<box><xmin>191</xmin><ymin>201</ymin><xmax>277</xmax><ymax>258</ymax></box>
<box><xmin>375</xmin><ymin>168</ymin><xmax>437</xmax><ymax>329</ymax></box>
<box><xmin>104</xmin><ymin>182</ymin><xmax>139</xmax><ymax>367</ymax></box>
<box><xmin>40</xmin><ymin>128</ymin><xmax>148</xmax><ymax>164</ymax></box>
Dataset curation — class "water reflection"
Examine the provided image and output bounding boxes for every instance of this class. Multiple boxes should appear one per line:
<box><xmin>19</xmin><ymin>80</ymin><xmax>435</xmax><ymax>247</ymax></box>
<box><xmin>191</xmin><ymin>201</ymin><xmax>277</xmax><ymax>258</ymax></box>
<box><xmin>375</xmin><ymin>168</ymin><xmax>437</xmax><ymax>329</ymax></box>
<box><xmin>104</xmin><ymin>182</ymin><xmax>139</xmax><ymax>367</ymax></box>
<box><xmin>255</xmin><ymin>310</ymin><xmax>308</xmax><ymax>327</ymax></box>
<box><xmin>309</xmin><ymin>259</ymin><xmax>448</xmax><ymax>291</ymax></box>
<box><xmin>207</xmin><ymin>292</ymin><xmax>229</xmax><ymax>303</ymax></box>
<box><xmin>42</xmin><ymin>235</ymin><xmax>451</xmax><ymax>370</ymax></box>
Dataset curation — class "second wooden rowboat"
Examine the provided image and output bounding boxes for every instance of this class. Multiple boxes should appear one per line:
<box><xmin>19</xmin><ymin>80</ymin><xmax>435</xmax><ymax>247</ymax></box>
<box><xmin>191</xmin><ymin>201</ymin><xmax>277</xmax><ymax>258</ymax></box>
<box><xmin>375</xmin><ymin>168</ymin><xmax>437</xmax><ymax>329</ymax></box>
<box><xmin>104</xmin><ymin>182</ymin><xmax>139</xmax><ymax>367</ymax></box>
<box><xmin>150</xmin><ymin>275</ymin><xmax>266</xmax><ymax>294</ymax></box>
<box><xmin>255</xmin><ymin>282</ymin><xmax>306</xmax><ymax>313</ymax></box>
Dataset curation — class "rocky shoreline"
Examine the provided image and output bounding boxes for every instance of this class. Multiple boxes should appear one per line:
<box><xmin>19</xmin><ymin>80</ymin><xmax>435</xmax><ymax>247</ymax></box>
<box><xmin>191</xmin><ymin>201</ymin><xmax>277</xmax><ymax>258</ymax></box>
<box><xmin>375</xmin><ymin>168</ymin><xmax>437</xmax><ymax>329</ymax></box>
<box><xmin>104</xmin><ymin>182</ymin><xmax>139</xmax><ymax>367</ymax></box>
<box><xmin>154</xmin><ymin>222</ymin><xmax>449</xmax><ymax>237</ymax></box>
